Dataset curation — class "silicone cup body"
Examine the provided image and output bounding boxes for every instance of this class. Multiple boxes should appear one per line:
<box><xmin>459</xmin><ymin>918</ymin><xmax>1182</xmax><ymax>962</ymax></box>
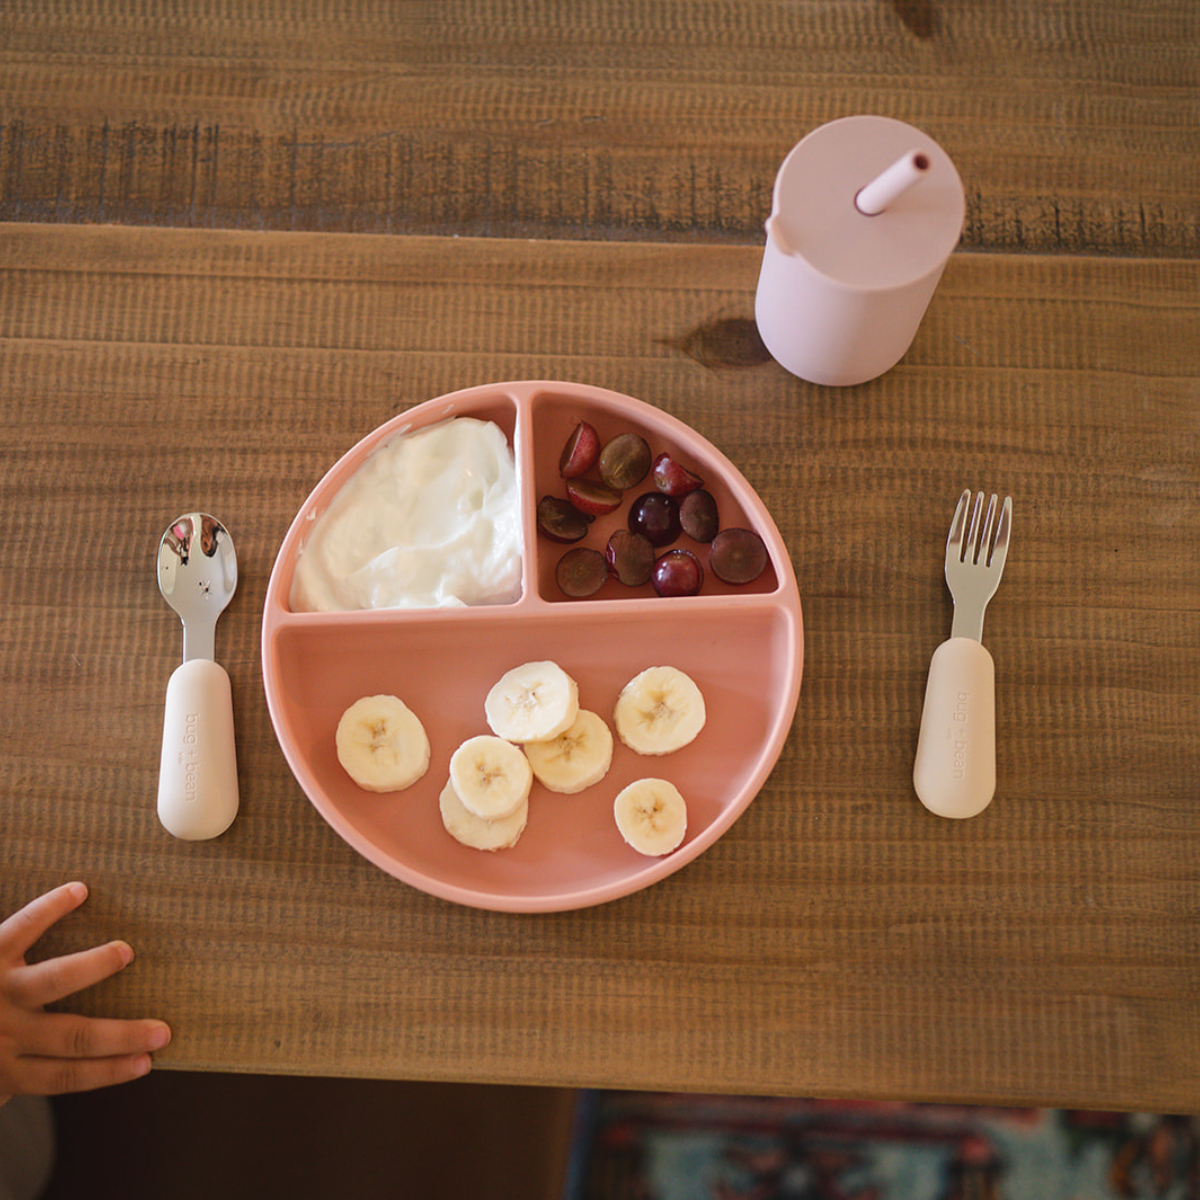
<box><xmin>158</xmin><ymin>658</ymin><xmax>239</xmax><ymax>840</ymax></box>
<box><xmin>755</xmin><ymin>237</ymin><xmax>948</xmax><ymax>386</ymax></box>
<box><xmin>754</xmin><ymin>115</ymin><xmax>964</xmax><ymax>387</ymax></box>
<box><xmin>913</xmin><ymin>637</ymin><xmax>995</xmax><ymax>819</ymax></box>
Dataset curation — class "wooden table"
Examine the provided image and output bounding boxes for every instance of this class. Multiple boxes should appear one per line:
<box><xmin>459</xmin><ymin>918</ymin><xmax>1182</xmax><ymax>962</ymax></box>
<box><xmin>2</xmin><ymin>1</ymin><xmax>1197</xmax><ymax>1113</ymax></box>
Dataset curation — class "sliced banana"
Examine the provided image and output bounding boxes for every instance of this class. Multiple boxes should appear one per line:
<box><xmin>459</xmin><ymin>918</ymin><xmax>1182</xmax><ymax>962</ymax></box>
<box><xmin>613</xmin><ymin>778</ymin><xmax>688</xmax><ymax>856</ymax></box>
<box><xmin>449</xmin><ymin>734</ymin><xmax>533</xmax><ymax>820</ymax></box>
<box><xmin>613</xmin><ymin>665</ymin><xmax>706</xmax><ymax>756</ymax></box>
<box><xmin>439</xmin><ymin>778</ymin><xmax>528</xmax><ymax>851</ymax></box>
<box><xmin>335</xmin><ymin>694</ymin><xmax>431</xmax><ymax>792</ymax></box>
<box><xmin>524</xmin><ymin>709</ymin><xmax>613</xmax><ymax>794</ymax></box>
<box><xmin>485</xmin><ymin>660</ymin><xmax>579</xmax><ymax>744</ymax></box>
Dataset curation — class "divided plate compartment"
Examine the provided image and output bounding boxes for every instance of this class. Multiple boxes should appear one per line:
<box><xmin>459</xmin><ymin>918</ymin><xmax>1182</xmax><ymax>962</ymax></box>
<box><xmin>262</xmin><ymin>381</ymin><xmax>803</xmax><ymax>912</ymax></box>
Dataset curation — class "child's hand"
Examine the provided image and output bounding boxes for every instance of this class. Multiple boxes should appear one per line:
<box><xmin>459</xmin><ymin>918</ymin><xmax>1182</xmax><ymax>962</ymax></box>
<box><xmin>0</xmin><ymin>882</ymin><xmax>171</xmax><ymax>1105</ymax></box>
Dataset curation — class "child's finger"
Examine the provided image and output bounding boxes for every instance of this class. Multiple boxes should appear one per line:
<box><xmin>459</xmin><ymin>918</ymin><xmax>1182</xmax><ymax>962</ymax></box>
<box><xmin>9</xmin><ymin>1050</ymin><xmax>154</xmax><ymax>1096</ymax></box>
<box><xmin>6</xmin><ymin>940</ymin><xmax>133</xmax><ymax>1008</ymax></box>
<box><xmin>16</xmin><ymin>1012</ymin><xmax>171</xmax><ymax>1062</ymax></box>
<box><xmin>0</xmin><ymin>883</ymin><xmax>89</xmax><ymax>960</ymax></box>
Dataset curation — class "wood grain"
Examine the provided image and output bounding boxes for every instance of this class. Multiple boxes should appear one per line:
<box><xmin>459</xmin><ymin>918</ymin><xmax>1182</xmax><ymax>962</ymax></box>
<box><xmin>2</xmin><ymin>0</ymin><xmax>1198</xmax><ymax>253</ymax></box>
<box><xmin>1</xmin><ymin>224</ymin><xmax>1197</xmax><ymax>1110</ymax></box>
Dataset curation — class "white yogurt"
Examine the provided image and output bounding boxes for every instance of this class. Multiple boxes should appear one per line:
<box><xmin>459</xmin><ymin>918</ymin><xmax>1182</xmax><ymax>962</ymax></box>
<box><xmin>289</xmin><ymin>417</ymin><xmax>523</xmax><ymax>612</ymax></box>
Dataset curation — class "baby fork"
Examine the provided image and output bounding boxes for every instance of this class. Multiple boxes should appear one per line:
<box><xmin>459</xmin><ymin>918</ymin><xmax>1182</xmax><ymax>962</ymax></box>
<box><xmin>913</xmin><ymin>490</ymin><xmax>1013</xmax><ymax>819</ymax></box>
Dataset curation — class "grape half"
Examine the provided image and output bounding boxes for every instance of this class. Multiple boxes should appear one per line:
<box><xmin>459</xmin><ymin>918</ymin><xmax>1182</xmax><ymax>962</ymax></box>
<box><xmin>652</xmin><ymin>451</ymin><xmax>705</xmax><ymax>498</ymax></box>
<box><xmin>708</xmin><ymin>527</ymin><xmax>768</xmax><ymax>585</ymax></box>
<box><xmin>606</xmin><ymin>529</ymin><xmax>655</xmax><ymax>587</ymax></box>
<box><xmin>599</xmin><ymin>433</ymin><xmax>652</xmax><ymax>491</ymax></box>
<box><xmin>679</xmin><ymin>489</ymin><xmax>719</xmax><ymax>543</ymax></box>
<box><xmin>537</xmin><ymin>495</ymin><xmax>591</xmax><ymax>543</ymax></box>
<box><xmin>566</xmin><ymin>478</ymin><xmax>623</xmax><ymax>516</ymax></box>
<box><xmin>559</xmin><ymin>421</ymin><xmax>601</xmax><ymax>479</ymax></box>
<box><xmin>556</xmin><ymin>547</ymin><xmax>609</xmax><ymax>597</ymax></box>
<box><xmin>652</xmin><ymin>548</ymin><xmax>704</xmax><ymax>597</ymax></box>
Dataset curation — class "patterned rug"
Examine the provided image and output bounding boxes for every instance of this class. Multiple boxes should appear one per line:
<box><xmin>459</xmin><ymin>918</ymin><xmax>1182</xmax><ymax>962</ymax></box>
<box><xmin>565</xmin><ymin>1092</ymin><xmax>1200</xmax><ymax>1200</ymax></box>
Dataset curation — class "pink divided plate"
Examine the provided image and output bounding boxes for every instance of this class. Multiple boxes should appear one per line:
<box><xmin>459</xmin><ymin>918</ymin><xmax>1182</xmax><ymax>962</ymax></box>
<box><xmin>262</xmin><ymin>381</ymin><xmax>803</xmax><ymax>912</ymax></box>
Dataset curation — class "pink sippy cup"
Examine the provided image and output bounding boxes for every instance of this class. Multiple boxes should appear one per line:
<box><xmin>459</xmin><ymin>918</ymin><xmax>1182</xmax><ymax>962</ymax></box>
<box><xmin>755</xmin><ymin>116</ymin><xmax>965</xmax><ymax>386</ymax></box>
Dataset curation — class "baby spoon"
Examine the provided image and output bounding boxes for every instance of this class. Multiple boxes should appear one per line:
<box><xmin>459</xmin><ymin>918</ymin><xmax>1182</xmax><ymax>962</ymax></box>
<box><xmin>156</xmin><ymin>513</ymin><xmax>239</xmax><ymax>840</ymax></box>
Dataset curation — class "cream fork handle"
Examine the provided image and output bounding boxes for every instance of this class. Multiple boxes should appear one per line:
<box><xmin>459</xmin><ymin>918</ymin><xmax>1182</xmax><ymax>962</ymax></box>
<box><xmin>913</xmin><ymin>637</ymin><xmax>995</xmax><ymax>819</ymax></box>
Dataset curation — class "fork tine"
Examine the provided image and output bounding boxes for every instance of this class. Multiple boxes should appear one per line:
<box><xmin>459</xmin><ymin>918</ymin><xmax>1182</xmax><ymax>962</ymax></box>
<box><xmin>964</xmin><ymin>491</ymin><xmax>985</xmax><ymax>563</ymax></box>
<box><xmin>977</xmin><ymin>494</ymin><xmax>998</xmax><ymax>566</ymax></box>
<box><xmin>947</xmin><ymin>489</ymin><xmax>971</xmax><ymax>560</ymax></box>
<box><xmin>988</xmin><ymin>496</ymin><xmax>1013</xmax><ymax>571</ymax></box>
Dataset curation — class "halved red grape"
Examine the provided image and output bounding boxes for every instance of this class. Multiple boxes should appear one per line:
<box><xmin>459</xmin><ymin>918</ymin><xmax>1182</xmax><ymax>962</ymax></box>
<box><xmin>599</xmin><ymin>433</ymin><xmax>652</xmax><ymax>491</ymax></box>
<box><xmin>628</xmin><ymin>492</ymin><xmax>681</xmax><ymax>547</ymax></box>
<box><xmin>559</xmin><ymin>421</ymin><xmax>601</xmax><ymax>479</ymax></box>
<box><xmin>537</xmin><ymin>495</ymin><xmax>592</xmax><ymax>543</ymax></box>
<box><xmin>606</xmin><ymin>528</ymin><xmax>655</xmax><ymax>587</ymax></box>
<box><xmin>566</xmin><ymin>478</ymin><xmax>623</xmax><ymax>516</ymax></box>
<box><xmin>709</xmin><ymin>527</ymin><xmax>768</xmax><ymax>584</ymax></box>
<box><xmin>555</xmin><ymin>547</ymin><xmax>609</xmax><ymax>597</ymax></box>
<box><xmin>679</xmin><ymin>489</ymin><xmax>719</xmax><ymax>542</ymax></box>
<box><xmin>651</xmin><ymin>451</ymin><xmax>705</xmax><ymax>498</ymax></box>
<box><xmin>652</xmin><ymin>548</ymin><xmax>704</xmax><ymax>597</ymax></box>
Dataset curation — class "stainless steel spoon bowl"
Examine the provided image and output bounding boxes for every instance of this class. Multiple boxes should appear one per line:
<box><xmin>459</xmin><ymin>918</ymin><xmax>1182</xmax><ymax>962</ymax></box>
<box><xmin>158</xmin><ymin>513</ymin><xmax>238</xmax><ymax>661</ymax></box>
<box><xmin>156</xmin><ymin>513</ymin><xmax>240</xmax><ymax>840</ymax></box>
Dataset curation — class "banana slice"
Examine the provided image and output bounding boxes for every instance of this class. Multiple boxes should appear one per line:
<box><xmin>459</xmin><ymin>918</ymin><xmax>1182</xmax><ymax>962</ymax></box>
<box><xmin>335</xmin><ymin>694</ymin><xmax>431</xmax><ymax>792</ymax></box>
<box><xmin>485</xmin><ymin>660</ymin><xmax>579</xmax><ymax>744</ymax></box>
<box><xmin>613</xmin><ymin>778</ymin><xmax>688</xmax><ymax>856</ymax></box>
<box><xmin>439</xmin><ymin>778</ymin><xmax>528</xmax><ymax>851</ymax></box>
<box><xmin>524</xmin><ymin>709</ymin><xmax>614</xmax><ymax>794</ymax></box>
<box><xmin>449</xmin><ymin>734</ymin><xmax>533</xmax><ymax>820</ymax></box>
<box><xmin>613</xmin><ymin>666</ymin><xmax>706</xmax><ymax>756</ymax></box>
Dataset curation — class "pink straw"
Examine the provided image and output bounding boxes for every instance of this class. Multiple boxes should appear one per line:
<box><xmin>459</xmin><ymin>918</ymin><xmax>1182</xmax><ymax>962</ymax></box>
<box><xmin>855</xmin><ymin>150</ymin><xmax>930</xmax><ymax>216</ymax></box>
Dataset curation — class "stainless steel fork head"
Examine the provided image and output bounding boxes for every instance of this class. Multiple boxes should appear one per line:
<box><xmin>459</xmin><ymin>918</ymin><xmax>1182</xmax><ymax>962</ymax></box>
<box><xmin>945</xmin><ymin>489</ymin><xmax>1012</xmax><ymax>641</ymax></box>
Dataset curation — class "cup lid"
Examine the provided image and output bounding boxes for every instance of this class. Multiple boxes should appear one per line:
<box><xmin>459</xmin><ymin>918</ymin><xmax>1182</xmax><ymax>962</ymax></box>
<box><xmin>771</xmin><ymin>115</ymin><xmax>965</xmax><ymax>290</ymax></box>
